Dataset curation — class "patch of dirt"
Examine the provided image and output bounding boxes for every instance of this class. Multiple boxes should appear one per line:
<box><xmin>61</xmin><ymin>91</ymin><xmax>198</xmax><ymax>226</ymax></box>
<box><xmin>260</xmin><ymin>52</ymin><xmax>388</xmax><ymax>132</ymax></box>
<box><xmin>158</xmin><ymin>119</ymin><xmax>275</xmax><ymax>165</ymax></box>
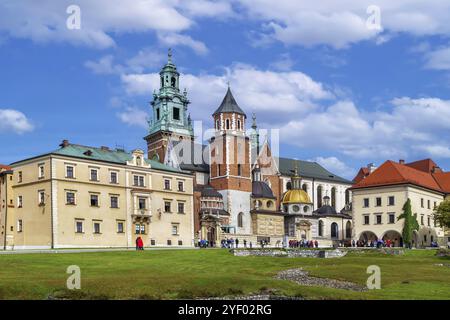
<box><xmin>276</xmin><ymin>268</ymin><xmax>367</xmax><ymax>292</ymax></box>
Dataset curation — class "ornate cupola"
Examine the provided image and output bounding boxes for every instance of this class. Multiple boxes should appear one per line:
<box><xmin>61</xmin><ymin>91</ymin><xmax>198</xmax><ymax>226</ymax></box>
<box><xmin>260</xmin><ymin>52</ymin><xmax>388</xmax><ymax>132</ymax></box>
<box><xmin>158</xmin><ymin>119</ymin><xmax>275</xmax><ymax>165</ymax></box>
<box><xmin>282</xmin><ymin>162</ymin><xmax>313</xmax><ymax>215</ymax></box>
<box><xmin>251</xmin><ymin>165</ymin><xmax>276</xmax><ymax>211</ymax></box>
<box><xmin>145</xmin><ymin>49</ymin><xmax>194</xmax><ymax>163</ymax></box>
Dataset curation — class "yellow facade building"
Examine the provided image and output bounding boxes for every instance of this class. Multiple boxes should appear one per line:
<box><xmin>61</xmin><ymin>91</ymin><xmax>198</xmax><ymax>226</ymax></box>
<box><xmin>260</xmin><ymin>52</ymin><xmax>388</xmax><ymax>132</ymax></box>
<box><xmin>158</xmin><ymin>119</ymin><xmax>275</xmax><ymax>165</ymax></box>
<box><xmin>1</xmin><ymin>141</ymin><xmax>194</xmax><ymax>249</ymax></box>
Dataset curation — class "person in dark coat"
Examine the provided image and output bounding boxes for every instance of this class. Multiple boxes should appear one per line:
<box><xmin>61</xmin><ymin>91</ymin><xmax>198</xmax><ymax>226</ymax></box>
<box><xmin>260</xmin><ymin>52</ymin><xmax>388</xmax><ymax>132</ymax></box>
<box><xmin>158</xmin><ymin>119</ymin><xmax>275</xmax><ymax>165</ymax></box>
<box><xmin>235</xmin><ymin>239</ymin><xmax>239</xmax><ymax>248</ymax></box>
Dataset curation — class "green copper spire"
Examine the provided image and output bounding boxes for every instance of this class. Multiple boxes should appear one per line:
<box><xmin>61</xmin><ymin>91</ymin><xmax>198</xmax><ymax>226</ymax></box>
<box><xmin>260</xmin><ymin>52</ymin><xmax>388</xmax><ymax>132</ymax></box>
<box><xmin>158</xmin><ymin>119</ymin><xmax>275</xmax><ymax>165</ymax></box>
<box><xmin>148</xmin><ymin>49</ymin><xmax>193</xmax><ymax>137</ymax></box>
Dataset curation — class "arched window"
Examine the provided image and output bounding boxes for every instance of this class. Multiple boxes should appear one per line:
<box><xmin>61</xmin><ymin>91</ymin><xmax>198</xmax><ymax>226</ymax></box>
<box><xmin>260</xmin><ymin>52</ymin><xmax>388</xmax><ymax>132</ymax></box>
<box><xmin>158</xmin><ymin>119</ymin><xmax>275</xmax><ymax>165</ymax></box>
<box><xmin>171</xmin><ymin>77</ymin><xmax>176</xmax><ymax>87</ymax></box>
<box><xmin>318</xmin><ymin>220</ymin><xmax>324</xmax><ymax>237</ymax></box>
<box><xmin>286</xmin><ymin>182</ymin><xmax>292</xmax><ymax>190</ymax></box>
<box><xmin>216</xmin><ymin>120</ymin><xmax>219</xmax><ymax>130</ymax></box>
<box><xmin>238</xmin><ymin>212</ymin><xmax>244</xmax><ymax>228</ymax></box>
<box><xmin>302</xmin><ymin>183</ymin><xmax>308</xmax><ymax>192</ymax></box>
<box><xmin>345</xmin><ymin>189</ymin><xmax>350</xmax><ymax>205</ymax></box>
<box><xmin>237</xmin><ymin>164</ymin><xmax>242</xmax><ymax>176</ymax></box>
<box><xmin>317</xmin><ymin>186</ymin><xmax>323</xmax><ymax>207</ymax></box>
<box><xmin>136</xmin><ymin>156</ymin><xmax>142</xmax><ymax>166</ymax></box>
<box><xmin>237</xmin><ymin>120</ymin><xmax>241</xmax><ymax>130</ymax></box>
<box><xmin>345</xmin><ymin>221</ymin><xmax>352</xmax><ymax>239</ymax></box>
<box><xmin>331</xmin><ymin>222</ymin><xmax>339</xmax><ymax>239</ymax></box>
<box><xmin>226</xmin><ymin>119</ymin><xmax>230</xmax><ymax>130</ymax></box>
<box><xmin>331</xmin><ymin>187</ymin><xmax>336</xmax><ymax>209</ymax></box>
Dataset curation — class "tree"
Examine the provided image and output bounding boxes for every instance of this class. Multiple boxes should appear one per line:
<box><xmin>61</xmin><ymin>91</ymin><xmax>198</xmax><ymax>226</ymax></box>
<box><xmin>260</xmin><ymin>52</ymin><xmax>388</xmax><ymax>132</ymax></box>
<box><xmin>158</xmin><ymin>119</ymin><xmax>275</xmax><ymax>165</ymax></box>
<box><xmin>397</xmin><ymin>199</ymin><xmax>419</xmax><ymax>248</ymax></box>
<box><xmin>433</xmin><ymin>200</ymin><xmax>450</xmax><ymax>228</ymax></box>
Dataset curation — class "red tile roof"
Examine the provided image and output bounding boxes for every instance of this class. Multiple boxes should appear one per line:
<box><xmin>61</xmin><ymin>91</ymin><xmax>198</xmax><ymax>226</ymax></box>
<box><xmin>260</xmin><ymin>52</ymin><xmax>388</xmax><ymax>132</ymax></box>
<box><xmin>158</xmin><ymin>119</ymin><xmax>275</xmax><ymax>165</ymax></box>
<box><xmin>405</xmin><ymin>158</ymin><xmax>442</xmax><ymax>173</ymax></box>
<box><xmin>353</xmin><ymin>167</ymin><xmax>370</xmax><ymax>184</ymax></box>
<box><xmin>351</xmin><ymin>159</ymin><xmax>447</xmax><ymax>193</ymax></box>
<box><xmin>0</xmin><ymin>164</ymin><xmax>12</xmax><ymax>171</ymax></box>
<box><xmin>433</xmin><ymin>172</ymin><xmax>450</xmax><ymax>193</ymax></box>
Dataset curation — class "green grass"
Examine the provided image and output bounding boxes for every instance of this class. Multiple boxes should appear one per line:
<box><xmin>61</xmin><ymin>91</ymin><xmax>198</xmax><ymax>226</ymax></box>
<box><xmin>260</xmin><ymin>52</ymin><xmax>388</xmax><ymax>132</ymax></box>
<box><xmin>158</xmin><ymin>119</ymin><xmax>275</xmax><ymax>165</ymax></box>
<box><xmin>0</xmin><ymin>249</ymin><xmax>448</xmax><ymax>300</ymax></box>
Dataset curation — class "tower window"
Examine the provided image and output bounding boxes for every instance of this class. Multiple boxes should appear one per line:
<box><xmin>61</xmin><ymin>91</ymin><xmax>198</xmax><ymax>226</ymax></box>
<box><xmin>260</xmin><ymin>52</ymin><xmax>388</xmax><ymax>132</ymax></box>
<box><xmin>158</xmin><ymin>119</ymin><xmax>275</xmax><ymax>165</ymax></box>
<box><xmin>171</xmin><ymin>77</ymin><xmax>176</xmax><ymax>87</ymax></box>
<box><xmin>226</xmin><ymin>119</ymin><xmax>230</xmax><ymax>130</ymax></box>
<box><xmin>216</xmin><ymin>120</ymin><xmax>219</xmax><ymax>130</ymax></box>
<box><xmin>237</xmin><ymin>164</ymin><xmax>242</xmax><ymax>176</ymax></box>
<box><xmin>237</xmin><ymin>120</ymin><xmax>241</xmax><ymax>130</ymax></box>
<box><xmin>173</xmin><ymin>107</ymin><xmax>180</xmax><ymax>120</ymax></box>
<box><xmin>156</xmin><ymin>108</ymin><xmax>160</xmax><ymax>120</ymax></box>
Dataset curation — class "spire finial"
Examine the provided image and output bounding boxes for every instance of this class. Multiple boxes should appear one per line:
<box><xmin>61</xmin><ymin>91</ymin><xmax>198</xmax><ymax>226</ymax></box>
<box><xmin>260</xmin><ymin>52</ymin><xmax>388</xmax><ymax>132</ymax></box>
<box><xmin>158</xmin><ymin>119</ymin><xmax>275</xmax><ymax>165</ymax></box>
<box><xmin>168</xmin><ymin>48</ymin><xmax>173</xmax><ymax>63</ymax></box>
<box><xmin>252</xmin><ymin>112</ymin><xmax>257</xmax><ymax>129</ymax></box>
<box><xmin>227</xmin><ymin>81</ymin><xmax>230</xmax><ymax>89</ymax></box>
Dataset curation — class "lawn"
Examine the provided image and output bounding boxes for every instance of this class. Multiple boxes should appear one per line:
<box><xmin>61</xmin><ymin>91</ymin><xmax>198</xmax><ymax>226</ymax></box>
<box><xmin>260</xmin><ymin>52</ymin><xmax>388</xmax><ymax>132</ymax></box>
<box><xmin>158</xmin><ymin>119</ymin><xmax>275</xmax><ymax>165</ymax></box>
<box><xmin>0</xmin><ymin>249</ymin><xmax>449</xmax><ymax>300</ymax></box>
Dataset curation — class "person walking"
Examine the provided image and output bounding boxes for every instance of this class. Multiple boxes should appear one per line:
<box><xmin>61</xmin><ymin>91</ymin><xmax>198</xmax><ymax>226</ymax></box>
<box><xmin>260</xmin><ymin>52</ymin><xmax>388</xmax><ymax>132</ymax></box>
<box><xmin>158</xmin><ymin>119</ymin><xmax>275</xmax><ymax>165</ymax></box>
<box><xmin>235</xmin><ymin>238</ymin><xmax>239</xmax><ymax>248</ymax></box>
<box><xmin>135</xmin><ymin>237</ymin><xmax>140</xmax><ymax>251</ymax></box>
<box><xmin>137</xmin><ymin>237</ymin><xmax>144</xmax><ymax>250</ymax></box>
<box><xmin>314</xmin><ymin>240</ymin><xmax>318</xmax><ymax>248</ymax></box>
<box><xmin>243</xmin><ymin>239</ymin><xmax>247</xmax><ymax>248</ymax></box>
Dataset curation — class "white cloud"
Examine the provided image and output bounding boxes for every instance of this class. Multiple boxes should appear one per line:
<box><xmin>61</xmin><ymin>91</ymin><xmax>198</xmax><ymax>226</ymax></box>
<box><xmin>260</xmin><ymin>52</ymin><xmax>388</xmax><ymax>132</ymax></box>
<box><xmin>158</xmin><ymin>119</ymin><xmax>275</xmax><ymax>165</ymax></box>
<box><xmin>157</xmin><ymin>33</ymin><xmax>209</xmax><ymax>55</ymax></box>
<box><xmin>117</xmin><ymin>107</ymin><xmax>149</xmax><ymax>128</ymax></box>
<box><xmin>0</xmin><ymin>0</ymin><xmax>217</xmax><ymax>48</ymax></box>
<box><xmin>312</xmin><ymin>156</ymin><xmax>355</xmax><ymax>179</ymax></box>
<box><xmin>237</xmin><ymin>0</ymin><xmax>450</xmax><ymax>48</ymax></box>
<box><xmin>424</xmin><ymin>46</ymin><xmax>450</xmax><ymax>71</ymax></box>
<box><xmin>121</xmin><ymin>64</ymin><xmax>333</xmax><ymax>123</ymax></box>
<box><xmin>0</xmin><ymin>109</ymin><xmax>34</xmax><ymax>134</ymax></box>
<box><xmin>118</xmin><ymin>64</ymin><xmax>450</xmax><ymax>164</ymax></box>
<box><xmin>85</xmin><ymin>55</ymin><xmax>124</xmax><ymax>75</ymax></box>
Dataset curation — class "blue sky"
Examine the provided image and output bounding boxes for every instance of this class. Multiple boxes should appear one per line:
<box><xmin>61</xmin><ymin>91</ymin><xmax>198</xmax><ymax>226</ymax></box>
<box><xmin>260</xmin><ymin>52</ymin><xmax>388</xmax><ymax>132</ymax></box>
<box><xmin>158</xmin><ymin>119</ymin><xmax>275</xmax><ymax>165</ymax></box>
<box><xmin>1</xmin><ymin>0</ymin><xmax>450</xmax><ymax>179</ymax></box>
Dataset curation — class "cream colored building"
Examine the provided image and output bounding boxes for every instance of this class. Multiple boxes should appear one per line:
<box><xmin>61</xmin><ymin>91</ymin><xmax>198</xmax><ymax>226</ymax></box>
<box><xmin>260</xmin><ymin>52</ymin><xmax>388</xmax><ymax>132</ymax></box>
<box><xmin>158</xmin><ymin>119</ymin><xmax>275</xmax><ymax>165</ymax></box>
<box><xmin>0</xmin><ymin>165</ymin><xmax>14</xmax><ymax>249</ymax></box>
<box><xmin>351</xmin><ymin>159</ymin><xmax>448</xmax><ymax>247</ymax></box>
<box><xmin>2</xmin><ymin>141</ymin><xmax>194</xmax><ymax>250</ymax></box>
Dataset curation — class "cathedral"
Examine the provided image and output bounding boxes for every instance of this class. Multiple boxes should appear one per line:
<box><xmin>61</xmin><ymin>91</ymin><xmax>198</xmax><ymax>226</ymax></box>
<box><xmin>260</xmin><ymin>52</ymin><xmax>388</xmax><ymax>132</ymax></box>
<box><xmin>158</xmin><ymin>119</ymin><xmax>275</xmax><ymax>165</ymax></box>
<box><xmin>145</xmin><ymin>51</ymin><xmax>354</xmax><ymax>247</ymax></box>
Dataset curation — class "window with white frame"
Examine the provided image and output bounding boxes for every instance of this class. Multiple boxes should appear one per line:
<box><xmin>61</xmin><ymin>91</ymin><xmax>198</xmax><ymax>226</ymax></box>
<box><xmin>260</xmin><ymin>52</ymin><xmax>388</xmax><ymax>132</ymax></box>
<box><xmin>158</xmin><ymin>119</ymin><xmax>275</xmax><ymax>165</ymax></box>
<box><xmin>133</xmin><ymin>175</ymin><xmax>145</xmax><ymax>187</ymax></box>
<box><xmin>17</xmin><ymin>195</ymin><xmax>23</xmax><ymax>208</ymax></box>
<box><xmin>38</xmin><ymin>190</ymin><xmax>45</xmax><ymax>205</ymax></box>
<box><xmin>90</xmin><ymin>169</ymin><xmax>99</xmax><ymax>181</ymax></box>
<box><xmin>111</xmin><ymin>196</ymin><xmax>119</xmax><ymax>208</ymax></box>
<box><xmin>164</xmin><ymin>201</ymin><xmax>172</xmax><ymax>213</ymax></box>
<box><xmin>178</xmin><ymin>180</ymin><xmax>184</xmax><ymax>192</ymax></box>
<box><xmin>17</xmin><ymin>219</ymin><xmax>23</xmax><ymax>232</ymax></box>
<box><xmin>164</xmin><ymin>179</ymin><xmax>171</xmax><ymax>190</ymax></box>
<box><xmin>177</xmin><ymin>202</ymin><xmax>185</xmax><ymax>214</ymax></box>
<box><xmin>110</xmin><ymin>171</ymin><xmax>118</xmax><ymax>184</ymax></box>
<box><xmin>90</xmin><ymin>194</ymin><xmax>99</xmax><ymax>207</ymax></box>
<box><xmin>117</xmin><ymin>221</ymin><xmax>124</xmax><ymax>233</ymax></box>
<box><xmin>18</xmin><ymin>171</ymin><xmax>22</xmax><ymax>183</ymax></box>
<box><xmin>38</xmin><ymin>165</ymin><xmax>45</xmax><ymax>178</ymax></box>
<box><xmin>93</xmin><ymin>221</ymin><xmax>101</xmax><ymax>234</ymax></box>
<box><xmin>66</xmin><ymin>165</ymin><xmax>75</xmax><ymax>178</ymax></box>
<box><xmin>138</xmin><ymin>198</ymin><xmax>146</xmax><ymax>210</ymax></box>
<box><xmin>171</xmin><ymin>224</ymin><xmax>179</xmax><ymax>235</ymax></box>
<box><xmin>66</xmin><ymin>192</ymin><xmax>76</xmax><ymax>205</ymax></box>
<box><xmin>75</xmin><ymin>220</ymin><xmax>83</xmax><ymax>233</ymax></box>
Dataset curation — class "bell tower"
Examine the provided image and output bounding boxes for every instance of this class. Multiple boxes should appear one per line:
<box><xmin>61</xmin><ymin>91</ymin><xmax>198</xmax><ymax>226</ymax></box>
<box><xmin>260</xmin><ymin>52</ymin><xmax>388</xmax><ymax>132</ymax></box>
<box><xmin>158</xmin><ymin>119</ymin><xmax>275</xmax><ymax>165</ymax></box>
<box><xmin>209</xmin><ymin>87</ymin><xmax>252</xmax><ymax>234</ymax></box>
<box><xmin>144</xmin><ymin>49</ymin><xmax>194</xmax><ymax>163</ymax></box>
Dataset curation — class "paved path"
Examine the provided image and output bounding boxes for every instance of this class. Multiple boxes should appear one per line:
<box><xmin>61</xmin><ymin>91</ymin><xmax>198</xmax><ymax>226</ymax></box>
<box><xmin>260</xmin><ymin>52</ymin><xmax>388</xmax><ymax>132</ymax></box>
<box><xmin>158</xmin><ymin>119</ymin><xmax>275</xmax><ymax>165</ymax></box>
<box><xmin>0</xmin><ymin>247</ymin><xmax>201</xmax><ymax>255</ymax></box>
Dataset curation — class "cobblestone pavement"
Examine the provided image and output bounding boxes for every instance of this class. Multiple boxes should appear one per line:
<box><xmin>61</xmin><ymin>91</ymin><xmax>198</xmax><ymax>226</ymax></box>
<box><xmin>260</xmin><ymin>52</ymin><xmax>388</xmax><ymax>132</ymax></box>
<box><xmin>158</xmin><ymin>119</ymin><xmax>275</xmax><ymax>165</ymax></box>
<box><xmin>276</xmin><ymin>268</ymin><xmax>367</xmax><ymax>292</ymax></box>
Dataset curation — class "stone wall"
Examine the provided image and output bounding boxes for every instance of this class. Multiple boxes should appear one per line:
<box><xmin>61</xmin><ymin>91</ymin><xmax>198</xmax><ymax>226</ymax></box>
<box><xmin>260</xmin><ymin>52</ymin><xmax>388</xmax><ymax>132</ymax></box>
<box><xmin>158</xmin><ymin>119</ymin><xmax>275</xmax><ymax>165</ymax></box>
<box><xmin>232</xmin><ymin>248</ymin><xmax>347</xmax><ymax>258</ymax></box>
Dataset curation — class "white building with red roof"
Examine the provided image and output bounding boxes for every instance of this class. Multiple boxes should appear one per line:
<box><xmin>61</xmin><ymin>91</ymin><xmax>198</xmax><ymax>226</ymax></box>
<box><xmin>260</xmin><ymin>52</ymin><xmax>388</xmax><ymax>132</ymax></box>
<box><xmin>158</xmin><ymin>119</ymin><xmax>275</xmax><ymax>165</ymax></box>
<box><xmin>350</xmin><ymin>158</ymin><xmax>449</xmax><ymax>247</ymax></box>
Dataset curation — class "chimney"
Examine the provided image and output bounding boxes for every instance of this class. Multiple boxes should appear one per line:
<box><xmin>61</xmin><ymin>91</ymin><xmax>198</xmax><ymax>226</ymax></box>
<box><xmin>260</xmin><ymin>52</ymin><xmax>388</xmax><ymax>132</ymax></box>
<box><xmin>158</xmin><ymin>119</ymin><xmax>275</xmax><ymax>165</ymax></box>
<box><xmin>60</xmin><ymin>140</ymin><xmax>69</xmax><ymax>148</ymax></box>
<box><xmin>367</xmin><ymin>163</ymin><xmax>377</xmax><ymax>173</ymax></box>
<box><xmin>432</xmin><ymin>166</ymin><xmax>441</xmax><ymax>174</ymax></box>
<box><xmin>399</xmin><ymin>159</ymin><xmax>405</xmax><ymax>165</ymax></box>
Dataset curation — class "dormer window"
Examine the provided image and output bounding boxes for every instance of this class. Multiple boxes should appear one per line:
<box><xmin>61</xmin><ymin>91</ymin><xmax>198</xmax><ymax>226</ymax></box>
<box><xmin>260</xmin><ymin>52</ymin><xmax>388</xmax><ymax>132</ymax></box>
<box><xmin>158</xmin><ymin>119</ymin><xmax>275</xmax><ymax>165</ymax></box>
<box><xmin>136</xmin><ymin>156</ymin><xmax>142</xmax><ymax>166</ymax></box>
<box><xmin>84</xmin><ymin>150</ymin><xmax>93</xmax><ymax>156</ymax></box>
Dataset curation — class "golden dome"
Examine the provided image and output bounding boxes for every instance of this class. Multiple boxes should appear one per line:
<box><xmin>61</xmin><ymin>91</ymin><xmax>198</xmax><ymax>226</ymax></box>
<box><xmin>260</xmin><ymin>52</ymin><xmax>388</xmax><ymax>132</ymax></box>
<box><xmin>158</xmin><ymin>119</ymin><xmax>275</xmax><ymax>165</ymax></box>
<box><xmin>282</xmin><ymin>189</ymin><xmax>312</xmax><ymax>204</ymax></box>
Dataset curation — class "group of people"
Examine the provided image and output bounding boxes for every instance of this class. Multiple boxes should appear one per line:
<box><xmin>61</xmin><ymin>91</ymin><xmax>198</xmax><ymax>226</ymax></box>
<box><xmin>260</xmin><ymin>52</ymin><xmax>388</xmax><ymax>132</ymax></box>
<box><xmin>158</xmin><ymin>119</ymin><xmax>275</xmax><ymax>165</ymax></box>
<box><xmin>288</xmin><ymin>239</ymin><xmax>319</xmax><ymax>248</ymax></box>
<box><xmin>221</xmin><ymin>238</ymin><xmax>251</xmax><ymax>248</ymax></box>
<box><xmin>352</xmin><ymin>238</ymin><xmax>398</xmax><ymax>248</ymax></box>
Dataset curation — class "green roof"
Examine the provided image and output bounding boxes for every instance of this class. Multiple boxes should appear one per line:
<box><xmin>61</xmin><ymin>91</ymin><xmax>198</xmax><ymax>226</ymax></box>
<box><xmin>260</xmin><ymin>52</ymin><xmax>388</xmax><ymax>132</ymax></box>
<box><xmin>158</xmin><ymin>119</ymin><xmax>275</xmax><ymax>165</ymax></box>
<box><xmin>12</xmin><ymin>144</ymin><xmax>184</xmax><ymax>174</ymax></box>
<box><xmin>277</xmin><ymin>157</ymin><xmax>352</xmax><ymax>184</ymax></box>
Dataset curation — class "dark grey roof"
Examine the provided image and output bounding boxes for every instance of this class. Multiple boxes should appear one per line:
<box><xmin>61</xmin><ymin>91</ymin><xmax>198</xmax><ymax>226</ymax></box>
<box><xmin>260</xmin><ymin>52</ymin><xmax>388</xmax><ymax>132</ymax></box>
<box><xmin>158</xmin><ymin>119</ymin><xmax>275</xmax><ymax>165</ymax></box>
<box><xmin>314</xmin><ymin>205</ymin><xmax>337</xmax><ymax>215</ymax></box>
<box><xmin>201</xmin><ymin>185</ymin><xmax>223</xmax><ymax>198</ymax></box>
<box><xmin>252</xmin><ymin>181</ymin><xmax>276</xmax><ymax>199</ymax></box>
<box><xmin>277</xmin><ymin>157</ymin><xmax>352</xmax><ymax>184</ymax></box>
<box><xmin>212</xmin><ymin>87</ymin><xmax>246</xmax><ymax>117</ymax></box>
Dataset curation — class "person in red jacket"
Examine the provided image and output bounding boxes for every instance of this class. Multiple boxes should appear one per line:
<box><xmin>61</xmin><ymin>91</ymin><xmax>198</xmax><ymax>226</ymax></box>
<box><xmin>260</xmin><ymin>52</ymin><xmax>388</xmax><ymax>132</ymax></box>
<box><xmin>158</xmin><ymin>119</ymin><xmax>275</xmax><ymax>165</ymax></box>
<box><xmin>136</xmin><ymin>237</ymin><xmax>144</xmax><ymax>250</ymax></box>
